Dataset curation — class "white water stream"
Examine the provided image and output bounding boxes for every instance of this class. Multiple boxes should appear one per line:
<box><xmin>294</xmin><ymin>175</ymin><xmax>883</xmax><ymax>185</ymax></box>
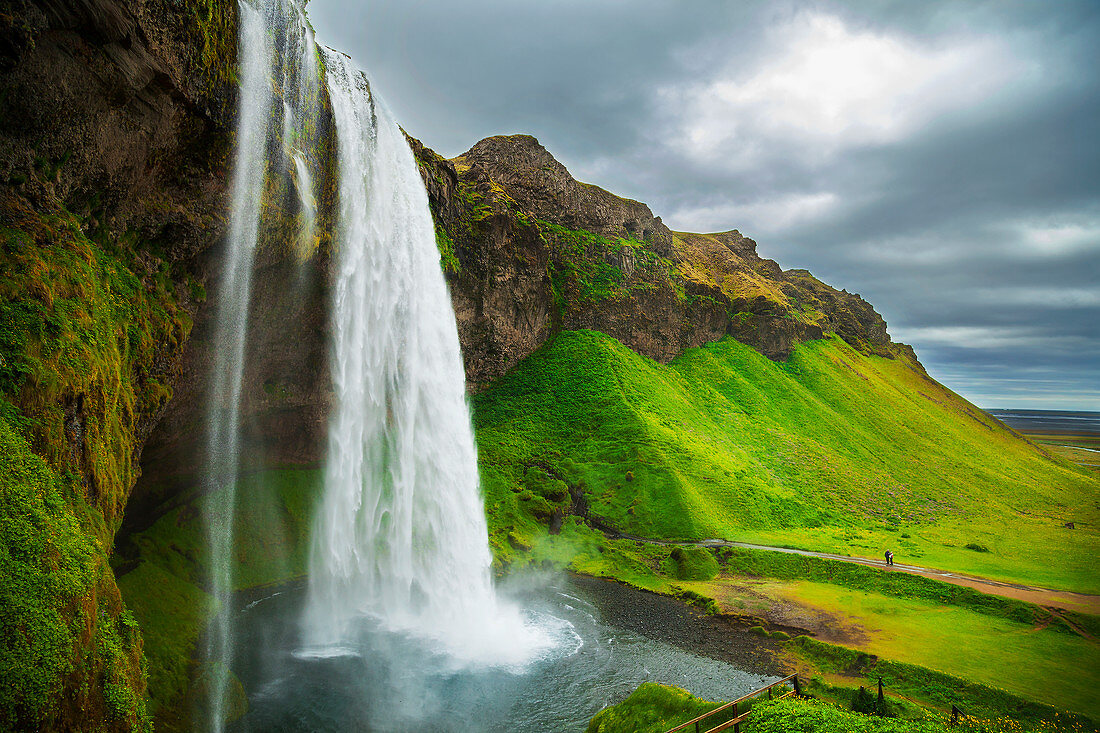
<box><xmin>301</xmin><ymin>50</ymin><xmax>551</xmax><ymax>669</ymax></box>
<box><xmin>202</xmin><ymin>4</ymin><xmax>271</xmax><ymax>730</ymax></box>
<box><xmin>208</xmin><ymin>6</ymin><xmax>556</xmax><ymax>729</ymax></box>
<box><xmin>204</xmin><ymin>1</ymin><xmax>320</xmax><ymax>729</ymax></box>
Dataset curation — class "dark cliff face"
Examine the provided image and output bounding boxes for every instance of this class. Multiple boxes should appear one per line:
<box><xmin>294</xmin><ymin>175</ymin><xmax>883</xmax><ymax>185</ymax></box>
<box><xmin>0</xmin><ymin>1</ymin><xmax>237</xmax><ymax>729</ymax></box>
<box><xmin>413</xmin><ymin>133</ymin><xmax>917</xmax><ymax>389</ymax></box>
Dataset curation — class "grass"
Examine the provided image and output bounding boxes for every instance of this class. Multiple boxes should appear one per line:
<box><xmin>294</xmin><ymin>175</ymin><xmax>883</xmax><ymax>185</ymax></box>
<box><xmin>759</xmin><ymin>579</ymin><xmax>1099</xmax><ymax>718</ymax></box>
<box><xmin>471</xmin><ymin>330</ymin><xmax>1099</xmax><ymax>592</ymax></box>
<box><xmin>115</xmin><ymin>563</ymin><xmax>214</xmax><ymax>724</ymax></box>
<box><xmin>790</xmin><ymin>636</ymin><xmax>1095</xmax><ymax>730</ymax></box>
<box><xmin>587</xmin><ymin>684</ymin><xmax>1091</xmax><ymax>733</ymax></box>
<box><xmin>703</xmin><ymin>546</ymin><xmax>1087</xmax><ymax>630</ymax></box>
<box><xmin>586</xmin><ymin>682</ymin><xmax>733</xmax><ymax>733</ymax></box>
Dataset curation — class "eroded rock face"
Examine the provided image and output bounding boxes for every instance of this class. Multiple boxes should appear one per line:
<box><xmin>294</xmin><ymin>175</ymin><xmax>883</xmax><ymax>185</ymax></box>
<box><xmin>414</xmin><ymin>133</ymin><xmax>916</xmax><ymax>386</ymax></box>
<box><xmin>460</xmin><ymin>134</ymin><xmax>674</xmax><ymax>254</ymax></box>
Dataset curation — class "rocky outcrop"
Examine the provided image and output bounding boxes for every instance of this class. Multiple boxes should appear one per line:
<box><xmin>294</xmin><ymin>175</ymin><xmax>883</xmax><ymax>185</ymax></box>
<box><xmin>415</xmin><ymin>134</ymin><xmax>918</xmax><ymax>388</ymax></box>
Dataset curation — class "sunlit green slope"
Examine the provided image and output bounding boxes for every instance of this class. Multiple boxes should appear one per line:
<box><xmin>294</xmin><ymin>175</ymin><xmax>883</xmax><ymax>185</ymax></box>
<box><xmin>473</xmin><ymin>331</ymin><xmax>1100</xmax><ymax>592</ymax></box>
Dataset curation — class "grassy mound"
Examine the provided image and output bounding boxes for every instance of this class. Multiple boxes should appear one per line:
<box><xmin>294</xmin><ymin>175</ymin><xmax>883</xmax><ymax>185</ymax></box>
<box><xmin>114</xmin><ymin>468</ymin><xmax>321</xmax><ymax>725</ymax></box>
<box><xmin>472</xmin><ymin>330</ymin><xmax>1099</xmax><ymax>591</ymax></box>
<box><xmin>586</xmin><ymin>682</ymin><xmax>729</xmax><ymax>733</ymax></box>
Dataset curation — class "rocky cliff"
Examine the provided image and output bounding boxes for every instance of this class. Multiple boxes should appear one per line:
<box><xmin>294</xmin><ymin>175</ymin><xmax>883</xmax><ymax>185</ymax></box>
<box><xmin>413</xmin><ymin>133</ymin><xmax>918</xmax><ymax>390</ymax></box>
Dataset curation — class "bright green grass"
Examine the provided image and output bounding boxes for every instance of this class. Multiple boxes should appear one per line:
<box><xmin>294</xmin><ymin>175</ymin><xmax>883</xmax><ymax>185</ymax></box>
<box><xmin>703</xmin><ymin>546</ymin><xmax>1090</xmax><ymax>630</ymax></box>
<box><xmin>586</xmin><ymin>682</ymin><xmax>731</xmax><ymax>733</ymax></box>
<box><xmin>769</xmin><ymin>580</ymin><xmax>1100</xmax><ymax>719</ymax></box>
<box><xmin>791</xmin><ymin>636</ymin><xmax>1095</xmax><ymax>730</ymax></box>
<box><xmin>122</xmin><ymin>468</ymin><xmax>321</xmax><ymax>591</ymax></box>
<box><xmin>746</xmin><ymin>698</ymin><xmax>1078</xmax><ymax>733</ymax></box>
<box><xmin>587</xmin><ymin>685</ymin><xmax>1079</xmax><ymax>733</ymax></box>
<box><xmin>472</xmin><ymin>331</ymin><xmax>1099</xmax><ymax>592</ymax></box>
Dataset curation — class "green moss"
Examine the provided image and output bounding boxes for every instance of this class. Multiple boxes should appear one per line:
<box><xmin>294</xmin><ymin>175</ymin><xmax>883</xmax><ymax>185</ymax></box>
<box><xmin>537</xmin><ymin>220</ymin><xmax>666</xmax><ymax>304</ymax></box>
<box><xmin>0</xmin><ymin>202</ymin><xmax>188</xmax><ymax>537</ymax></box>
<box><xmin>0</xmin><ymin>405</ymin><xmax>151</xmax><ymax>731</ymax></box>
<box><xmin>188</xmin><ymin>0</ymin><xmax>237</xmax><ymax>97</ymax></box>
<box><xmin>0</xmin><ymin>193</ymin><xmax>183</xmax><ymax>730</ymax></box>
<box><xmin>436</xmin><ymin>225</ymin><xmax>460</xmax><ymax>273</ymax></box>
<box><xmin>0</xmin><ymin>409</ymin><xmax>97</xmax><ymax>725</ymax></box>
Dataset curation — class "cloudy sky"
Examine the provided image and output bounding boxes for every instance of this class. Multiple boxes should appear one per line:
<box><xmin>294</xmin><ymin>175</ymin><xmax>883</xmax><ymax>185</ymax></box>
<box><xmin>307</xmin><ymin>0</ymin><xmax>1100</xmax><ymax>411</ymax></box>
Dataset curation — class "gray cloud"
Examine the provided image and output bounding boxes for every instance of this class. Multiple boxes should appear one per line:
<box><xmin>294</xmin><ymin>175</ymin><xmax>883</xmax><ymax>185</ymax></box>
<box><xmin>307</xmin><ymin>0</ymin><xmax>1100</xmax><ymax>409</ymax></box>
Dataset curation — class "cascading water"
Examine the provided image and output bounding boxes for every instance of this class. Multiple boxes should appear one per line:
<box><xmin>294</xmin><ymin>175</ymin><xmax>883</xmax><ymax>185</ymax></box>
<box><xmin>202</xmin><ymin>3</ymin><xmax>271</xmax><ymax>728</ymax></box>
<box><xmin>301</xmin><ymin>50</ymin><xmax>551</xmax><ymax>667</ymax></box>
<box><xmin>203</xmin><ymin>0</ymin><xmax>320</xmax><ymax>729</ymax></box>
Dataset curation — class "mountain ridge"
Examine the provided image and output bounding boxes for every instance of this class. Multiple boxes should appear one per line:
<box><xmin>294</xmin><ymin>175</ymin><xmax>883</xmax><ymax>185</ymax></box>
<box><xmin>411</xmin><ymin>132</ymin><xmax>921</xmax><ymax>391</ymax></box>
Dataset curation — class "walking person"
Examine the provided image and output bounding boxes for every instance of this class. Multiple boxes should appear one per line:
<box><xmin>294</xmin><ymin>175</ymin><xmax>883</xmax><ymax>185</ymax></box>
<box><xmin>884</xmin><ymin>550</ymin><xmax>894</xmax><ymax>566</ymax></box>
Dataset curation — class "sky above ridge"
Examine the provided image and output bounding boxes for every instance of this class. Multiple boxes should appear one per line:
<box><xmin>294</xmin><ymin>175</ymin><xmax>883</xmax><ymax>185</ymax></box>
<box><xmin>306</xmin><ymin>0</ymin><xmax>1100</xmax><ymax>411</ymax></box>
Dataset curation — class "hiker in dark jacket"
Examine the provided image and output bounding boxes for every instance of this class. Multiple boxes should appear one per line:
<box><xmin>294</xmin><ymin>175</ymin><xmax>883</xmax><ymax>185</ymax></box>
<box><xmin>884</xmin><ymin>550</ymin><xmax>894</xmax><ymax>566</ymax></box>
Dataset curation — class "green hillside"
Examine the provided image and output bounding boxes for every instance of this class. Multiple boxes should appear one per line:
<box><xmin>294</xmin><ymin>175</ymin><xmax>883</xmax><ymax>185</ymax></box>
<box><xmin>472</xmin><ymin>330</ymin><xmax>1099</xmax><ymax>592</ymax></box>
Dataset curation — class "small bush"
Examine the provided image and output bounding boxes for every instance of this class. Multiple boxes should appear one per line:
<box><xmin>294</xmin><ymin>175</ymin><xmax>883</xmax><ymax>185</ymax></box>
<box><xmin>964</xmin><ymin>543</ymin><xmax>990</xmax><ymax>553</ymax></box>
<box><xmin>664</xmin><ymin>546</ymin><xmax>720</xmax><ymax>580</ymax></box>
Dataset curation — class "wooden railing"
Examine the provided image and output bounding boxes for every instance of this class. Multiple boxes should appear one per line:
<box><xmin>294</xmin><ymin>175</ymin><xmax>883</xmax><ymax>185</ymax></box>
<box><xmin>662</xmin><ymin>674</ymin><xmax>802</xmax><ymax>733</ymax></box>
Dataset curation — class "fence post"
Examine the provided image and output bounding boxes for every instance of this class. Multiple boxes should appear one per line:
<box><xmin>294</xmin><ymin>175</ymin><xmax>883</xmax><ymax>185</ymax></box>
<box><xmin>878</xmin><ymin>677</ymin><xmax>884</xmax><ymax>705</ymax></box>
<box><xmin>793</xmin><ymin>675</ymin><xmax>802</xmax><ymax>697</ymax></box>
<box><xmin>951</xmin><ymin>705</ymin><xmax>961</xmax><ymax>726</ymax></box>
<box><xmin>695</xmin><ymin>721</ymin><xmax>699</xmax><ymax>733</ymax></box>
<box><xmin>733</xmin><ymin>702</ymin><xmax>739</xmax><ymax>733</ymax></box>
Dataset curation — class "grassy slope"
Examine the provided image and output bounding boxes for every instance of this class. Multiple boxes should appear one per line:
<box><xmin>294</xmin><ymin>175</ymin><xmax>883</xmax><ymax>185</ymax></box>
<box><xmin>687</xmin><ymin>575</ymin><xmax>1099</xmax><ymax>718</ymax></box>
<box><xmin>472</xmin><ymin>330</ymin><xmax>1099</xmax><ymax>592</ymax></box>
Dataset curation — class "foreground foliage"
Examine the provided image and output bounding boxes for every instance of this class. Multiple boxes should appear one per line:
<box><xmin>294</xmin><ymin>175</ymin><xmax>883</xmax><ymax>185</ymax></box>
<box><xmin>588</xmin><ymin>684</ymin><xmax>1095</xmax><ymax>733</ymax></box>
<box><xmin>0</xmin><ymin>196</ymin><xmax>181</xmax><ymax>729</ymax></box>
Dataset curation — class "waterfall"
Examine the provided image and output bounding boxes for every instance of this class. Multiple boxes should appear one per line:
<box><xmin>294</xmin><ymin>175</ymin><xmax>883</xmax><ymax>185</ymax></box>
<box><xmin>301</xmin><ymin>51</ymin><xmax>548</xmax><ymax>667</ymax></box>
<box><xmin>207</xmin><ymin>7</ymin><xmax>551</xmax><ymax>728</ymax></box>
<box><xmin>202</xmin><ymin>0</ymin><xmax>319</xmax><ymax>729</ymax></box>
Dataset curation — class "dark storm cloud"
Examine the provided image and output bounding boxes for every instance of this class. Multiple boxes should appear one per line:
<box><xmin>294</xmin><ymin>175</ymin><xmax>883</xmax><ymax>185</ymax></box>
<box><xmin>306</xmin><ymin>0</ymin><xmax>1100</xmax><ymax>409</ymax></box>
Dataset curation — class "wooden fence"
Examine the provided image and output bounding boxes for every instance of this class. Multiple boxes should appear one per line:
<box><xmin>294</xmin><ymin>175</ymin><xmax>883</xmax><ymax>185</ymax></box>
<box><xmin>662</xmin><ymin>674</ymin><xmax>801</xmax><ymax>733</ymax></box>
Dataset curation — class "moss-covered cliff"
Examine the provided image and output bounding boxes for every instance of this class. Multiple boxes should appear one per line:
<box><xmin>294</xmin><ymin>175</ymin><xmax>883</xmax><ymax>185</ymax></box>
<box><xmin>0</xmin><ymin>0</ymin><xmax>237</xmax><ymax>729</ymax></box>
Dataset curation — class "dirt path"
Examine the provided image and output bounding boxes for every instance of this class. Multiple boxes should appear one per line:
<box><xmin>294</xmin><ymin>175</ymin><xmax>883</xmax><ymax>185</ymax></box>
<box><xmin>606</xmin><ymin>529</ymin><xmax>1100</xmax><ymax>614</ymax></box>
<box><xmin>698</xmin><ymin>540</ymin><xmax>1100</xmax><ymax>614</ymax></box>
